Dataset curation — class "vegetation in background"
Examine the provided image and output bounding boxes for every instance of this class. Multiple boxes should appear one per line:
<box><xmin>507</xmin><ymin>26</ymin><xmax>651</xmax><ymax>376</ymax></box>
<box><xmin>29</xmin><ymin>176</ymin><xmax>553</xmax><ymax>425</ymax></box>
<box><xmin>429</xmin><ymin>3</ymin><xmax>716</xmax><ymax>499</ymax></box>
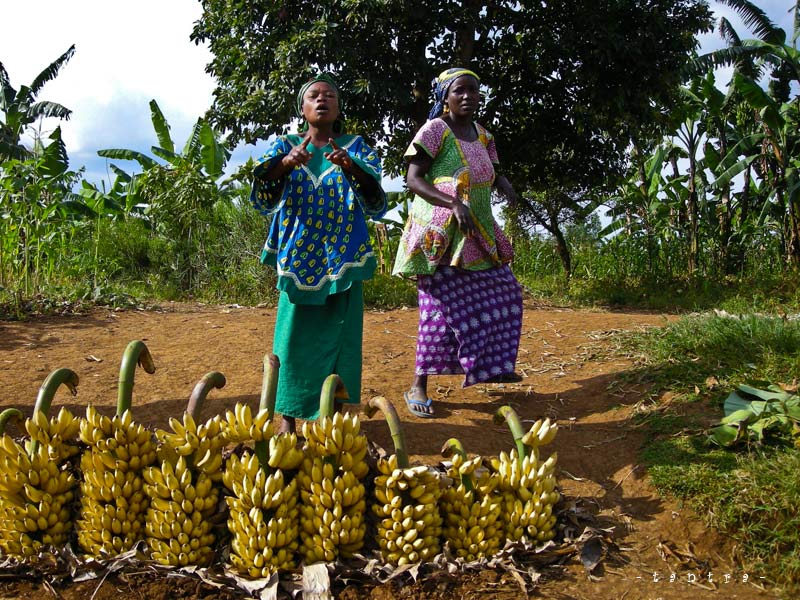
<box><xmin>620</xmin><ymin>313</ymin><xmax>800</xmax><ymax>593</ymax></box>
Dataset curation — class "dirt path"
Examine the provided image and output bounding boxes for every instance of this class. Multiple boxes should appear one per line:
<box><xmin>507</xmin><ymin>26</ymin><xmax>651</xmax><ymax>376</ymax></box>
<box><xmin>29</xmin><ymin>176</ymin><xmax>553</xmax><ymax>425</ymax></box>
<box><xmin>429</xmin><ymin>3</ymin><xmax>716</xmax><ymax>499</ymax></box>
<box><xmin>0</xmin><ymin>303</ymin><xmax>779</xmax><ymax>599</ymax></box>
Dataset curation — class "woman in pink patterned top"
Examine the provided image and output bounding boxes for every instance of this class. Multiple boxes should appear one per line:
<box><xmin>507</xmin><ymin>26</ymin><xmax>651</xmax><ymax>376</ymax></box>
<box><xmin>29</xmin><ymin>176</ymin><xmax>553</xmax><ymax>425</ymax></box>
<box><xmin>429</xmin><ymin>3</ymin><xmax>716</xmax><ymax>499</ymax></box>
<box><xmin>392</xmin><ymin>67</ymin><xmax>523</xmax><ymax>418</ymax></box>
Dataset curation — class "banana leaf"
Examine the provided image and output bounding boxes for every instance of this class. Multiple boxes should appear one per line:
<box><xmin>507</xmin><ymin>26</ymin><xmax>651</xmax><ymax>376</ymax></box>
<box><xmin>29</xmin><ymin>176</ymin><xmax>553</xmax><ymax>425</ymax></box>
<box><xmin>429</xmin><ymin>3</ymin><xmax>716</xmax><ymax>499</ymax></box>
<box><xmin>709</xmin><ymin>423</ymin><xmax>740</xmax><ymax>447</ymax></box>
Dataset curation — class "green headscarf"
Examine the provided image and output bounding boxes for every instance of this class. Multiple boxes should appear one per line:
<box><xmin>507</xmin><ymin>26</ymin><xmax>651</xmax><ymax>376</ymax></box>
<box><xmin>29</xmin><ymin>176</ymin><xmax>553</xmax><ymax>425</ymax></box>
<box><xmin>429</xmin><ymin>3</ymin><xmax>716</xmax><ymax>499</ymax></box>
<box><xmin>295</xmin><ymin>73</ymin><xmax>345</xmax><ymax>134</ymax></box>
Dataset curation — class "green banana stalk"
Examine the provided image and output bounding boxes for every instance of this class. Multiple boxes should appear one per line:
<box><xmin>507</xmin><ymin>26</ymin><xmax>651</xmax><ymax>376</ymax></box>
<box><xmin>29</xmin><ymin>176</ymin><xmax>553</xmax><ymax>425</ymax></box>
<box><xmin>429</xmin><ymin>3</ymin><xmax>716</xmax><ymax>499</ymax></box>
<box><xmin>365</xmin><ymin>396</ymin><xmax>409</xmax><ymax>468</ymax></box>
<box><xmin>493</xmin><ymin>405</ymin><xmax>527</xmax><ymax>464</ymax></box>
<box><xmin>319</xmin><ymin>373</ymin><xmax>348</xmax><ymax>419</ymax></box>
<box><xmin>441</xmin><ymin>437</ymin><xmax>472</xmax><ymax>491</ymax></box>
<box><xmin>0</xmin><ymin>408</ymin><xmax>23</xmax><ymax>435</ymax></box>
<box><xmin>30</xmin><ymin>368</ymin><xmax>79</xmax><ymax>456</ymax></box>
<box><xmin>187</xmin><ymin>371</ymin><xmax>226</xmax><ymax>421</ymax></box>
<box><xmin>117</xmin><ymin>340</ymin><xmax>155</xmax><ymax>415</ymax></box>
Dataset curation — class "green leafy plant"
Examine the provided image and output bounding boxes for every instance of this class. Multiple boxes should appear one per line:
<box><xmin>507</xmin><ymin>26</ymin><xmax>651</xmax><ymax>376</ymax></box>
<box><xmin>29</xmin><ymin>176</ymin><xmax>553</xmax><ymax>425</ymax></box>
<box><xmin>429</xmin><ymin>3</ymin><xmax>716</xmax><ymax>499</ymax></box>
<box><xmin>710</xmin><ymin>382</ymin><xmax>800</xmax><ymax>447</ymax></box>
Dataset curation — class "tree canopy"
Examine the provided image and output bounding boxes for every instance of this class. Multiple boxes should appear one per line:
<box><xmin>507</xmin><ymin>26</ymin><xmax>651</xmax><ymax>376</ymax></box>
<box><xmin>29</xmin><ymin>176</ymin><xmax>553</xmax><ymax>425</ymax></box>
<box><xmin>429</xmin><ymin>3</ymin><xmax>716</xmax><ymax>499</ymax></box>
<box><xmin>192</xmin><ymin>0</ymin><xmax>711</xmax><ymax>190</ymax></box>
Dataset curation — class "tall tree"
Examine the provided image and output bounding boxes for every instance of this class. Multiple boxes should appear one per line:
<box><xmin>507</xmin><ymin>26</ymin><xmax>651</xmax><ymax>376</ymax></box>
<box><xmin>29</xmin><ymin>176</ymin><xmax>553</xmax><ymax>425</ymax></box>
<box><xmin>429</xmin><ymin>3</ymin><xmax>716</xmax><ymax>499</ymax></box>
<box><xmin>192</xmin><ymin>0</ymin><xmax>711</xmax><ymax>189</ymax></box>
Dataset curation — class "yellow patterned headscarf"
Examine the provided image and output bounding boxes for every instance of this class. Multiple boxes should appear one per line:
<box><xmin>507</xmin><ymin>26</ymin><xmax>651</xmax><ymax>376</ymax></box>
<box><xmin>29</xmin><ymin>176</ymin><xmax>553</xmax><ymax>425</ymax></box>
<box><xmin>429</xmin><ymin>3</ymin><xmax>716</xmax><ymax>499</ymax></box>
<box><xmin>428</xmin><ymin>67</ymin><xmax>480</xmax><ymax>120</ymax></box>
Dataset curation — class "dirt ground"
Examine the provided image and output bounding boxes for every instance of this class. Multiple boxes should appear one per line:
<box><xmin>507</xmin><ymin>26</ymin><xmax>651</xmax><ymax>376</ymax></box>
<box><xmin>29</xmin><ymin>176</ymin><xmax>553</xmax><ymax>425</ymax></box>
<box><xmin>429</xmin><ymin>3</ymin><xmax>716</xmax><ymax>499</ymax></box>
<box><xmin>0</xmin><ymin>301</ymin><xmax>782</xmax><ymax>599</ymax></box>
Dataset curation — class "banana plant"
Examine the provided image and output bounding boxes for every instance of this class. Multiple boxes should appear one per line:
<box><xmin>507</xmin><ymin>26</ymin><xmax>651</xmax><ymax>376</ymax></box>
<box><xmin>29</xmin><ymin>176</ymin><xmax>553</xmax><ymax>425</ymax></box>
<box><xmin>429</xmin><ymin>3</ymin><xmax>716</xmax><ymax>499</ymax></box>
<box><xmin>0</xmin><ymin>45</ymin><xmax>74</xmax><ymax>160</ymax></box>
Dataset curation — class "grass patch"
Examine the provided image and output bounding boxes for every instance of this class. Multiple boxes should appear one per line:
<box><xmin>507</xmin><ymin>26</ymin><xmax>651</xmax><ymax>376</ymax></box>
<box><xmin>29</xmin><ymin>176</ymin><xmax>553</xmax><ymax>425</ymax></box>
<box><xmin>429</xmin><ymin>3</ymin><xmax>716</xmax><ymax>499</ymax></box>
<box><xmin>627</xmin><ymin>312</ymin><xmax>800</xmax><ymax>593</ymax></box>
<box><xmin>364</xmin><ymin>273</ymin><xmax>417</xmax><ymax>309</ymax></box>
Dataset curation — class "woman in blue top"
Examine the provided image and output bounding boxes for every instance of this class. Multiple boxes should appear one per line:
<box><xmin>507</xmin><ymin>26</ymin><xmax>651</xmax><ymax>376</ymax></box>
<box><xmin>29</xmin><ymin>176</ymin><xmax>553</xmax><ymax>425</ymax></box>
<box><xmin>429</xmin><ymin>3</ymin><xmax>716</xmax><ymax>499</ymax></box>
<box><xmin>250</xmin><ymin>73</ymin><xmax>387</xmax><ymax>433</ymax></box>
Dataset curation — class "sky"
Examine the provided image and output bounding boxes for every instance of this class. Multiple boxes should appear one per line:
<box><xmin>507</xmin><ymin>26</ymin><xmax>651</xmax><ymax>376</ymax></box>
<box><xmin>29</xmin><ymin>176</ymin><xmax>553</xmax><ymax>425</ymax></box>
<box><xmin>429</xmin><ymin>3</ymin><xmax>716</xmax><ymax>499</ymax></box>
<box><xmin>1</xmin><ymin>1</ymin><xmax>797</xmax><ymax>191</ymax></box>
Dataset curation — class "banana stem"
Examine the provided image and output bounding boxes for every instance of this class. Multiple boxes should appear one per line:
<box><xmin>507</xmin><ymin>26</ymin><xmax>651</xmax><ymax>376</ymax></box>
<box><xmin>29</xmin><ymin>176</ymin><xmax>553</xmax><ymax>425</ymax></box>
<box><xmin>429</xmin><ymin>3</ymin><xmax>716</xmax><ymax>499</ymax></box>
<box><xmin>186</xmin><ymin>371</ymin><xmax>226</xmax><ymax>421</ymax></box>
<box><xmin>259</xmin><ymin>353</ymin><xmax>280</xmax><ymax>413</ymax></box>
<box><xmin>319</xmin><ymin>374</ymin><xmax>347</xmax><ymax>419</ymax></box>
<box><xmin>0</xmin><ymin>408</ymin><xmax>23</xmax><ymax>435</ymax></box>
<box><xmin>254</xmin><ymin>354</ymin><xmax>279</xmax><ymax>470</ymax></box>
<box><xmin>117</xmin><ymin>340</ymin><xmax>155</xmax><ymax>415</ymax></box>
<box><xmin>30</xmin><ymin>367</ymin><xmax>79</xmax><ymax>456</ymax></box>
<box><xmin>441</xmin><ymin>437</ymin><xmax>473</xmax><ymax>491</ymax></box>
<box><xmin>493</xmin><ymin>405</ymin><xmax>527</xmax><ymax>463</ymax></box>
<box><xmin>365</xmin><ymin>397</ymin><xmax>409</xmax><ymax>469</ymax></box>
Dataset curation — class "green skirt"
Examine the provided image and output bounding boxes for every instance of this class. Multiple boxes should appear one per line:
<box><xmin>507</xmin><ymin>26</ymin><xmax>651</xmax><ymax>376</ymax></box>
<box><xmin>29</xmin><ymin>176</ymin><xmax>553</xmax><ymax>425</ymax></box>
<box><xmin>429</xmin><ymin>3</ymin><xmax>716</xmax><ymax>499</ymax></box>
<box><xmin>273</xmin><ymin>282</ymin><xmax>363</xmax><ymax>420</ymax></box>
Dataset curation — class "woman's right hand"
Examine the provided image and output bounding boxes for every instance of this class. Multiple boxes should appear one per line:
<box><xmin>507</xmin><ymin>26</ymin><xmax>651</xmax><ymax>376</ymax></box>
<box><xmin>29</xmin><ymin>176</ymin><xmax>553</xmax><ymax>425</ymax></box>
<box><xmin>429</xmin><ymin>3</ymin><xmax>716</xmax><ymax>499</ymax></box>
<box><xmin>451</xmin><ymin>199</ymin><xmax>476</xmax><ymax>236</ymax></box>
<box><xmin>281</xmin><ymin>137</ymin><xmax>312</xmax><ymax>169</ymax></box>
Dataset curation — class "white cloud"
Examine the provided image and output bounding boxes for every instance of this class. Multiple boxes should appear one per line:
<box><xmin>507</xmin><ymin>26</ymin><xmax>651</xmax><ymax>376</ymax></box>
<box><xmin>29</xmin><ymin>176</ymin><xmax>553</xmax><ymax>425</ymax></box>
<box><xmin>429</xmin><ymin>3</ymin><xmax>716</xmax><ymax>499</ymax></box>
<box><xmin>1</xmin><ymin>0</ymin><xmax>214</xmax><ymax>156</ymax></box>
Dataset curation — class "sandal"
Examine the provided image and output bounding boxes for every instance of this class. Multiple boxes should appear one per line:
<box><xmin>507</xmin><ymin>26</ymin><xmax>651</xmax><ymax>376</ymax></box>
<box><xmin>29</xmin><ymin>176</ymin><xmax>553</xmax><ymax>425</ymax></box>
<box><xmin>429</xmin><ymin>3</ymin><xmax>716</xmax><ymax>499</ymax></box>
<box><xmin>404</xmin><ymin>391</ymin><xmax>435</xmax><ymax>418</ymax></box>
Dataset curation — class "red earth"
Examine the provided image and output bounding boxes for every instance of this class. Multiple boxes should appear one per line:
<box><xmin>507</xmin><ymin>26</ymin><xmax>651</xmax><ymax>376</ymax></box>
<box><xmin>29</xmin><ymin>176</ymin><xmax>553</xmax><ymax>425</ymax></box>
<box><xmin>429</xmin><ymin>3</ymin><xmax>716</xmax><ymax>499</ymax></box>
<box><xmin>0</xmin><ymin>301</ymin><xmax>781</xmax><ymax>599</ymax></box>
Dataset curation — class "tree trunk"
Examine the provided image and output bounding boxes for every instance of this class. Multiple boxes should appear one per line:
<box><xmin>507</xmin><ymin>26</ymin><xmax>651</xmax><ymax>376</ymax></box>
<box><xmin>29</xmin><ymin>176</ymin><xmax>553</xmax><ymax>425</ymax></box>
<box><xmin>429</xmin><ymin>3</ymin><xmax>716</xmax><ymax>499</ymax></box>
<box><xmin>547</xmin><ymin>208</ymin><xmax>571</xmax><ymax>279</ymax></box>
<box><xmin>687</xmin><ymin>176</ymin><xmax>698</xmax><ymax>275</ymax></box>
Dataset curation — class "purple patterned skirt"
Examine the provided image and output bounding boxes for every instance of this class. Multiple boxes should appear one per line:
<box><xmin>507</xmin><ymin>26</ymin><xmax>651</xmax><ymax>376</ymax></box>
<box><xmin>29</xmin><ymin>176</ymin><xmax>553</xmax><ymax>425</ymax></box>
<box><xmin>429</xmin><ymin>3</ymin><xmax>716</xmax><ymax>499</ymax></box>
<box><xmin>415</xmin><ymin>265</ymin><xmax>523</xmax><ymax>386</ymax></box>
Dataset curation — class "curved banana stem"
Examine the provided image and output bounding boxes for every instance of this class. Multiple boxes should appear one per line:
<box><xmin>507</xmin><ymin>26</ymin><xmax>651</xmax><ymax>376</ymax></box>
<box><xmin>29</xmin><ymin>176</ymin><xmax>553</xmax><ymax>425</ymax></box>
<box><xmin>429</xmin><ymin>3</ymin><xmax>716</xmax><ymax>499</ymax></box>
<box><xmin>319</xmin><ymin>374</ymin><xmax>348</xmax><ymax>419</ymax></box>
<box><xmin>254</xmin><ymin>354</ymin><xmax>280</xmax><ymax>470</ymax></box>
<box><xmin>365</xmin><ymin>397</ymin><xmax>409</xmax><ymax>469</ymax></box>
<box><xmin>259</xmin><ymin>353</ymin><xmax>280</xmax><ymax>413</ymax></box>
<box><xmin>493</xmin><ymin>405</ymin><xmax>527</xmax><ymax>463</ymax></box>
<box><xmin>441</xmin><ymin>437</ymin><xmax>473</xmax><ymax>491</ymax></box>
<box><xmin>31</xmin><ymin>367</ymin><xmax>79</xmax><ymax>455</ymax></box>
<box><xmin>0</xmin><ymin>408</ymin><xmax>23</xmax><ymax>435</ymax></box>
<box><xmin>117</xmin><ymin>340</ymin><xmax>156</xmax><ymax>415</ymax></box>
<box><xmin>186</xmin><ymin>371</ymin><xmax>226</xmax><ymax>421</ymax></box>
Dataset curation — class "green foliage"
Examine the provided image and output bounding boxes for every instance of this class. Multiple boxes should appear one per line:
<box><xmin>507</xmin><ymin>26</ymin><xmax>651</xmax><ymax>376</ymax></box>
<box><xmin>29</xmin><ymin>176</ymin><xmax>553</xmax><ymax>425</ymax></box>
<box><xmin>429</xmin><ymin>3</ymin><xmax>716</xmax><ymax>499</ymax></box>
<box><xmin>192</xmin><ymin>0</ymin><xmax>711</xmax><ymax>185</ymax></box>
<box><xmin>627</xmin><ymin>311</ymin><xmax>800</xmax><ymax>592</ymax></box>
<box><xmin>710</xmin><ymin>383</ymin><xmax>800</xmax><ymax>447</ymax></box>
<box><xmin>363</xmin><ymin>273</ymin><xmax>417</xmax><ymax>309</ymax></box>
<box><xmin>1</xmin><ymin>45</ymin><xmax>74</xmax><ymax>160</ymax></box>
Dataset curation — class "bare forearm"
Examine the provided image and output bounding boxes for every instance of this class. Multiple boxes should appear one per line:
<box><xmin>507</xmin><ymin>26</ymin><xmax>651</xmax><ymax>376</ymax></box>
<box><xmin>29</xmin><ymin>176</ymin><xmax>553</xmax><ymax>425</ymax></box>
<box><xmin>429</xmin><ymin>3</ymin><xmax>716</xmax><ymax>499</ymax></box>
<box><xmin>407</xmin><ymin>173</ymin><xmax>460</xmax><ymax>209</ymax></box>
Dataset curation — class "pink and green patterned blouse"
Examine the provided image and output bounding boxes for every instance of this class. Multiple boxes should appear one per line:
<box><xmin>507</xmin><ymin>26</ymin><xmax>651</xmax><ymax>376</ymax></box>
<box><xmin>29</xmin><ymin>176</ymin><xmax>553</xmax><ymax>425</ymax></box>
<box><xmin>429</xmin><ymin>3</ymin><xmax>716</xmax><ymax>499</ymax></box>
<box><xmin>392</xmin><ymin>119</ymin><xmax>513</xmax><ymax>276</ymax></box>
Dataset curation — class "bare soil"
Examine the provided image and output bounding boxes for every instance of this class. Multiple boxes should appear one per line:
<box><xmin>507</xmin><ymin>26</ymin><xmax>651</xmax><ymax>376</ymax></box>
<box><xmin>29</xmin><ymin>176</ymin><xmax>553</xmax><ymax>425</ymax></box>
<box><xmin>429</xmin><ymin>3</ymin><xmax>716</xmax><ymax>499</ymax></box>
<box><xmin>0</xmin><ymin>301</ymin><xmax>781</xmax><ymax>599</ymax></box>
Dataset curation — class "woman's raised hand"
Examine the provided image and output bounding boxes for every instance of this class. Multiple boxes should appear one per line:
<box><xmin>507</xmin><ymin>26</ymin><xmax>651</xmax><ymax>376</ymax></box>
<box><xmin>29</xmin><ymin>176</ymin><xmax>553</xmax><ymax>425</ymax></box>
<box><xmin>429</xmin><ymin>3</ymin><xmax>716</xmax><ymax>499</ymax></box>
<box><xmin>282</xmin><ymin>137</ymin><xmax>312</xmax><ymax>168</ymax></box>
<box><xmin>324</xmin><ymin>138</ymin><xmax>354</xmax><ymax>171</ymax></box>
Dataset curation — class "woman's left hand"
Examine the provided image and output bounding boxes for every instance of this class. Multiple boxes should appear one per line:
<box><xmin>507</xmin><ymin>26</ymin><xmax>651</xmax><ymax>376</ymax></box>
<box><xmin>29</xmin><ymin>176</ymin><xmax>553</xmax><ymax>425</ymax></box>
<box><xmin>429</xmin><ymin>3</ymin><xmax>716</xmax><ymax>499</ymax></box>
<box><xmin>325</xmin><ymin>139</ymin><xmax>354</xmax><ymax>172</ymax></box>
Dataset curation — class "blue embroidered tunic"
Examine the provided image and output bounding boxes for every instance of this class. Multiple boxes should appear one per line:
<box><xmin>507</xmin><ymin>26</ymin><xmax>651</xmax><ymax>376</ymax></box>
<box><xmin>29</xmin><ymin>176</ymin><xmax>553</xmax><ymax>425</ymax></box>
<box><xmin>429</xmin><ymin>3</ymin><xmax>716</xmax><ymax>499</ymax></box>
<box><xmin>250</xmin><ymin>134</ymin><xmax>387</xmax><ymax>305</ymax></box>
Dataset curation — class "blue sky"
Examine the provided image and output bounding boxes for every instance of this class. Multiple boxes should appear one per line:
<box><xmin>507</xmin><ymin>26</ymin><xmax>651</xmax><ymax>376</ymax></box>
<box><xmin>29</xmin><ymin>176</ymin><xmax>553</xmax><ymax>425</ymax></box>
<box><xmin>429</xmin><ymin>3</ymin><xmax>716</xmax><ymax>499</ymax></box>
<box><xmin>1</xmin><ymin>1</ymin><xmax>796</xmax><ymax>191</ymax></box>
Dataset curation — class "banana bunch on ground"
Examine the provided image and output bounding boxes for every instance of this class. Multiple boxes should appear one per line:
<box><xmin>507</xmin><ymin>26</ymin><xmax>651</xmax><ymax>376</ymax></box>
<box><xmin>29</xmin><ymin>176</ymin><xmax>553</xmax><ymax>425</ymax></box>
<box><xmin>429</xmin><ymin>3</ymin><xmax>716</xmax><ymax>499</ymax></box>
<box><xmin>440</xmin><ymin>439</ymin><xmax>503</xmax><ymax>561</ymax></box>
<box><xmin>373</xmin><ymin>456</ymin><xmax>443</xmax><ymax>566</ymax></box>
<box><xmin>222</xmin><ymin>438</ymin><xmax>303</xmax><ymax>578</ymax></box>
<box><xmin>76</xmin><ymin>407</ymin><xmax>157</xmax><ymax>557</ymax></box>
<box><xmin>491</xmin><ymin>412</ymin><xmax>560</xmax><ymax>545</ymax></box>
<box><xmin>220</xmin><ymin>403</ymin><xmax>273</xmax><ymax>445</ymax></box>
<box><xmin>143</xmin><ymin>411</ymin><xmax>226</xmax><ymax>567</ymax></box>
<box><xmin>364</xmin><ymin>396</ymin><xmax>443</xmax><ymax>566</ymax></box>
<box><xmin>297</xmin><ymin>410</ymin><xmax>369</xmax><ymax>563</ymax></box>
<box><xmin>0</xmin><ymin>410</ymin><xmax>78</xmax><ymax>557</ymax></box>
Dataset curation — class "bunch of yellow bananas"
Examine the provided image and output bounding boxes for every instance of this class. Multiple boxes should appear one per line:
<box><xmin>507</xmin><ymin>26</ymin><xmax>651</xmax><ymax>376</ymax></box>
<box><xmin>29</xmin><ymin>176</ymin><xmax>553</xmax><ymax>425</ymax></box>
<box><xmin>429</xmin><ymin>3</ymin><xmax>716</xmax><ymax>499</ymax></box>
<box><xmin>142</xmin><ymin>454</ymin><xmax>218</xmax><ymax>566</ymax></box>
<box><xmin>142</xmin><ymin>411</ymin><xmax>225</xmax><ymax>566</ymax></box>
<box><xmin>0</xmin><ymin>411</ymin><xmax>78</xmax><ymax>557</ymax></box>
<box><xmin>297</xmin><ymin>411</ymin><xmax>369</xmax><ymax>563</ymax></box>
<box><xmin>491</xmin><ymin>418</ymin><xmax>560</xmax><ymax>544</ymax></box>
<box><xmin>154</xmin><ymin>412</ymin><xmax>226</xmax><ymax>480</ymax></box>
<box><xmin>373</xmin><ymin>455</ymin><xmax>443</xmax><ymax>566</ymax></box>
<box><xmin>24</xmin><ymin>406</ymin><xmax>81</xmax><ymax>461</ymax></box>
<box><xmin>440</xmin><ymin>451</ymin><xmax>503</xmax><ymax>561</ymax></box>
<box><xmin>220</xmin><ymin>403</ymin><xmax>273</xmax><ymax>445</ymax></box>
<box><xmin>75</xmin><ymin>407</ymin><xmax>157</xmax><ymax>557</ymax></box>
<box><xmin>222</xmin><ymin>444</ymin><xmax>302</xmax><ymax>578</ymax></box>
